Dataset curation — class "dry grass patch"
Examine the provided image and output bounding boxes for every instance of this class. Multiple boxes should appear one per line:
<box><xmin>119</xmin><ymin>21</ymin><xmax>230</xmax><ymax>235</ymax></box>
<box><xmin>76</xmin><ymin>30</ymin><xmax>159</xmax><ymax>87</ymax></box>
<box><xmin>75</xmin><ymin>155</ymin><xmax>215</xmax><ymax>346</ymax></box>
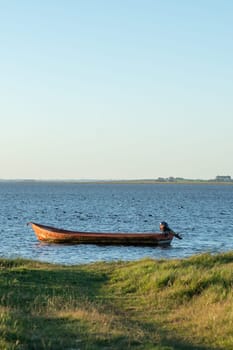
<box><xmin>56</xmin><ymin>304</ymin><xmax>116</xmax><ymax>332</ymax></box>
<box><xmin>166</xmin><ymin>294</ymin><xmax>233</xmax><ymax>349</ymax></box>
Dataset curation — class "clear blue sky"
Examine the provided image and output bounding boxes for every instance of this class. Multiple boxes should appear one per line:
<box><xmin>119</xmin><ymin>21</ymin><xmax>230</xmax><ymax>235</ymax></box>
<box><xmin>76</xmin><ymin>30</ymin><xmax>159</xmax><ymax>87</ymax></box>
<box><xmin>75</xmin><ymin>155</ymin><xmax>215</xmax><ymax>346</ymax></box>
<box><xmin>1</xmin><ymin>0</ymin><xmax>233</xmax><ymax>180</ymax></box>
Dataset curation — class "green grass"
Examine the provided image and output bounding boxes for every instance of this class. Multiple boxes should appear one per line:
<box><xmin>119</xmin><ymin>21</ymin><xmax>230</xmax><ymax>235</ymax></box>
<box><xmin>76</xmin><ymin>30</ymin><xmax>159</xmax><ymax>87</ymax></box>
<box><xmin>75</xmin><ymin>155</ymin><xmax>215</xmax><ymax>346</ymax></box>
<box><xmin>0</xmin><ymin>252</ymin><xmax>233</xmax><ymax>349</ymax></box>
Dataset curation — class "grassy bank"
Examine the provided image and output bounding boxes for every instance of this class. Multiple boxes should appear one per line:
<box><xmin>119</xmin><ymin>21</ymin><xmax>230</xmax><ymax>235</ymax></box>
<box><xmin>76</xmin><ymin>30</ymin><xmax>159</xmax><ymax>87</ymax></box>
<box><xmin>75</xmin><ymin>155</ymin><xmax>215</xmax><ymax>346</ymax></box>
<box><xmin>1</xmin><ymin>253</ymin><xmax>233</xmax><ymax>349</ymax></box>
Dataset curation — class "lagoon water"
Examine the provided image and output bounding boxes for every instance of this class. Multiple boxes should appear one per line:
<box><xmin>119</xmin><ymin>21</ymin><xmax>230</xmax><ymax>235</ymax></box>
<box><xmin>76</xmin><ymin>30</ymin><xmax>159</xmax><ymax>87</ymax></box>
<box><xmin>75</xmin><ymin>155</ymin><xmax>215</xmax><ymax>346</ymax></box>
<box><xmin>0</xmin><ymin>181</ymin><xmax>233</xmax><ymax>265</ymax></box>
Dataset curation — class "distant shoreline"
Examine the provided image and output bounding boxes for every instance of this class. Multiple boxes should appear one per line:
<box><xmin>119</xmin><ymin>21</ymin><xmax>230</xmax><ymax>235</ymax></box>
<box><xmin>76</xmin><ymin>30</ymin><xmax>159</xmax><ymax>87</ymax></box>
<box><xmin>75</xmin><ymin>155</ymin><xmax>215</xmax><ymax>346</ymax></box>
<box><xmin>0</xmin><ymin>179</ymin><xmax>233</xmax><ymax>185</ymax></box>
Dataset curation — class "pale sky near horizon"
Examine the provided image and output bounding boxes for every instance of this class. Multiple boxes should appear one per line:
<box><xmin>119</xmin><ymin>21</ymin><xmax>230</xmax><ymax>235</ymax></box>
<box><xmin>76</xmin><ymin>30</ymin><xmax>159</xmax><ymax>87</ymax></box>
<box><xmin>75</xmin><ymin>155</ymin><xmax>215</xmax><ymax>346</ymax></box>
<box><xmin>1</xmin><ymin>0</ymin><xmax>233</xmax><ymax>180</ymax></box>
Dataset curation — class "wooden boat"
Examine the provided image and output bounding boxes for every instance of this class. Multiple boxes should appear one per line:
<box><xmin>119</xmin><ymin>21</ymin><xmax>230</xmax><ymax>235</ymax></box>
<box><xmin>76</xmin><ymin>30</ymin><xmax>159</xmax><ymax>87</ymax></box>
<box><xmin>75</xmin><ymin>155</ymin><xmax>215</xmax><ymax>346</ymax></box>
<box><xmin>28</xmin><ymin>222</ymin><xmax>178</xmax><ymax>246</ymax></box>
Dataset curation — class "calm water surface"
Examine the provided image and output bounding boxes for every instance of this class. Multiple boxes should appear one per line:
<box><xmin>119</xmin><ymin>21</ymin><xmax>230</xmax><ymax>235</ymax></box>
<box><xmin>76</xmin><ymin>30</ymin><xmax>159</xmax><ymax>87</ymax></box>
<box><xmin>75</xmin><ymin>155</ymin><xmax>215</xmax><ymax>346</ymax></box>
<box><xmin>0</xmin><ymin>182</ymin><xmax>232</xmax><ymax>265</ymax></box>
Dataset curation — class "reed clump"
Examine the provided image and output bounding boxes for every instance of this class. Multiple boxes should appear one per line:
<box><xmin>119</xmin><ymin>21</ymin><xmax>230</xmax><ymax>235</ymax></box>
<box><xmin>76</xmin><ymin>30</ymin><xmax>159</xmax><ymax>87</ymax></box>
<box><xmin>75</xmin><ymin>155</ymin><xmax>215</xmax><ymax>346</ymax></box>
<box><xmin>0</xmin><ymin>252</ymin><xmax>233</xmax><ymax>349</ymax></box>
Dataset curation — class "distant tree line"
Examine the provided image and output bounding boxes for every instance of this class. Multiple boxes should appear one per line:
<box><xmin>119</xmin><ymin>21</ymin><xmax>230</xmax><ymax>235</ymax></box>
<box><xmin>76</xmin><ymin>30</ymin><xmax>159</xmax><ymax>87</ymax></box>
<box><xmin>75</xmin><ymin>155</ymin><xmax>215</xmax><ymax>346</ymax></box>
<box><xmin>155</xmin><ymin>176</ymin><xmax>232</xmax><ymax>183</ymax></box>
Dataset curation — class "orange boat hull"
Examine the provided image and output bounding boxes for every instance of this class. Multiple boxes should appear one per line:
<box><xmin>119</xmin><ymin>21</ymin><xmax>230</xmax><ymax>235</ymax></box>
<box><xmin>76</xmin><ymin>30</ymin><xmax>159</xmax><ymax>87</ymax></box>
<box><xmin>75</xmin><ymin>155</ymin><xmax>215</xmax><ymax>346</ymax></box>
<box><xmin>28</xmin><ymin>222</ymin><xmax>174</xmax><ymax>246</ymax></box>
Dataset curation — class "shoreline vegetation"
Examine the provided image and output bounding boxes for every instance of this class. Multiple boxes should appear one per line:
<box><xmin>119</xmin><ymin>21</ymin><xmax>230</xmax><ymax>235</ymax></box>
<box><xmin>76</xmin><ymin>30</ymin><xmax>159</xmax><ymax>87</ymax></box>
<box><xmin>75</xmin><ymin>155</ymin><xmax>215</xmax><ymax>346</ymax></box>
<box><xmin>0</xmin><ymin>178</ymin><xmax>233</xmax><ymax>185</ymax></box>
<box><xmin>1</xmin><ymin>252</ymin><xmax>233</xmax><ymax>349</ymax></box>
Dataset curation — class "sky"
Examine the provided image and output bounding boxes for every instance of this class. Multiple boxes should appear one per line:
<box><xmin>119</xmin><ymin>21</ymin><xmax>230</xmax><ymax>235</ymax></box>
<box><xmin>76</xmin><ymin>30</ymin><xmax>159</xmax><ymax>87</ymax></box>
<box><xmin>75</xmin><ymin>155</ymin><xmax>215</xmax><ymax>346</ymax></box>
<box><xmin>1</xmin><ymin>0</ymin><xmax>233</xmax><ymax>180</ymax></box>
